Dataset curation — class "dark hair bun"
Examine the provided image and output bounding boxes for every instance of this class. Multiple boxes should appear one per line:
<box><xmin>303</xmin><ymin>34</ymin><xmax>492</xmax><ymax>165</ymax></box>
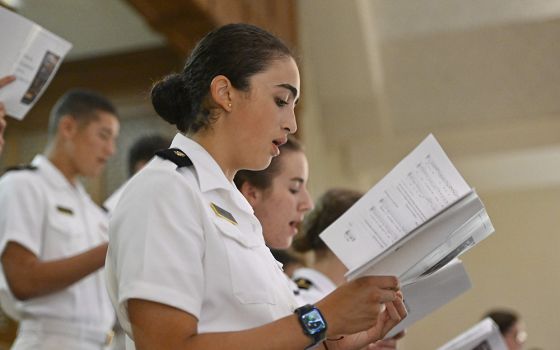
<box><xmin>151</xmin><ymin>74</ymin><xmax>191</xmax><ymax>129</ymax></box>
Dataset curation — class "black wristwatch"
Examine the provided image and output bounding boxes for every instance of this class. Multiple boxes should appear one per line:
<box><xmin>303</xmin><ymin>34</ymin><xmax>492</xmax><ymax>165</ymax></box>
<box><xmin>294</xmin><ymin>304</ymin><xmax>328</xmax><ymax>349</ymax></box>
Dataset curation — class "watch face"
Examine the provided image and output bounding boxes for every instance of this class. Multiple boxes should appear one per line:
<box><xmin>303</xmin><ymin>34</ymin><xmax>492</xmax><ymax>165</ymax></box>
<box><xmin>301</xmin><ymin>309</ymin><xmax>326</xmax><ymax>335</ymax></box>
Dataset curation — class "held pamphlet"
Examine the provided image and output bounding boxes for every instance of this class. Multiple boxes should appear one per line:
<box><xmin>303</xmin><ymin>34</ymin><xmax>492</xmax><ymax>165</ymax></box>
<box><xmin>319</xmin><ymin>134</ymin><xmax>495</xmax><ymax>336</ymax></box>
<box><xmin>437</xmin><ymin>318</ymin><xmax>508</xmax><ymax>350</ymax></box>
<box><xmin>0</xmin><ymin>7</ymin><xmax>72</xmax><ymax>120</ymax></box>
<box><xmin>320</xmin><ymin>134</ymin><xmax>494</xmax><ymax>283</ymax></box>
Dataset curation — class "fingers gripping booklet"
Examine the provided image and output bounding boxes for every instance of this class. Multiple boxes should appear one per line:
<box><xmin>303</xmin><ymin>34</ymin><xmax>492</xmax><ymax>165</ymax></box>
<box><xmin>319</xmin><ymin>134</ymin><xmax>495</xmax><ymax>334</ymax></box>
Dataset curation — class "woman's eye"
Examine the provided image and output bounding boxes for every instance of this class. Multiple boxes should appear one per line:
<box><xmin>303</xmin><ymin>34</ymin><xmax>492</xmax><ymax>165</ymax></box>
<box><xmin>289</xmin><ymin>188</ymin><xmax>299</xmax><ymax>194</ymax></box>
<box><xmin>275</xmin><ymin>98</ymin><xmax>289</xmax><ymax>107</ymax></box>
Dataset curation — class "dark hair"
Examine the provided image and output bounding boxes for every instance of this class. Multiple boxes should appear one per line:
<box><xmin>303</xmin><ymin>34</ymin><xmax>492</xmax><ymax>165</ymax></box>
<box><xmin>48</xmin><ymin>89</ymin><xmax>117</xmax><ymax>136</ymax></box>
<box><xmin>484</xmin><ymin>309</ymin><xmax>519</xmax><ymax>335</ymax></box>
<box><xmin>128</xmin><ymin>134</ymin><xmax>171</xmax><ymax>176</ymax></box>
<box><xmin>151</xmin><ymin>23</ymin><xmax>293</xmax><ymax>133</ymax></box>
<box><xmin>293</xmin><ymin>188</ymin><xmax>363</xmax><ymax>253</ymax></box>
<box><xmin>234</xmin><ymin>136</ymin><xmax>303</xmax><ymax>190</ymax></box>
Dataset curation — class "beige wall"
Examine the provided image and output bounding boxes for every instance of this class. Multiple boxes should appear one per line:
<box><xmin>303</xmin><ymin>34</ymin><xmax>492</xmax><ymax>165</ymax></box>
<box><xmin>298</xmin><ymin>2</ymin><xmax>560</xmax><ymax>349</ymax></box>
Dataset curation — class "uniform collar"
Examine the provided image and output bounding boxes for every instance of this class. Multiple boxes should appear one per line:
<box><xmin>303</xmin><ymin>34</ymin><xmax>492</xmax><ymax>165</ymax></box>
<box><xmin>170</xmin><ymin>134</ymin><xmax>254</xmax><ymax>214</ymax></box>
<box><xmin>32</xmin><ymin>155</ymin><xmax>86</xmax><ymax>194</ymax></box>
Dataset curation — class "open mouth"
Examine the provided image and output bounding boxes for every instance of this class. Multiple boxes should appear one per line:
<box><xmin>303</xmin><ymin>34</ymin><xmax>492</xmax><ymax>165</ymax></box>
<box><xmin>289</xmin><ymin>221</ymin><xmax>300</xmax><ymax>234</ymax></box>
<box><xmin>272</xmin><ymin>137</ymin><xmax>288</xmax><ymax>148</ymax></box>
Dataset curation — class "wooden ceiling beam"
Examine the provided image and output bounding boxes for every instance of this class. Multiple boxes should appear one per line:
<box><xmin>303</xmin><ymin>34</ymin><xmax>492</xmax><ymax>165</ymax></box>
<box><xmin>124</xmin><ymin>0</ymin><xmax>297</xmax><ymax>56</ymax></box>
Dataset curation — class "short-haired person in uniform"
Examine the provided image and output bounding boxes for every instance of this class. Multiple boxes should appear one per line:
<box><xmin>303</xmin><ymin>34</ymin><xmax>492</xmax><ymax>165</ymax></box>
<box><xmin>0</xmin><ymin>75</ymin><xmax>16</xmax><ymax>156</ymax></box>
<box><xmin>106</xmin><ymin>23</ymin><xmax>406</xmax><ymax>350</ymax></box>
<box><xmin>0</xmin><ymin>89</ymin><xmax>119</xmax><ymax>350</ymax></box>
<box><xmin>104</xmin><ymin>133</ymin><xmax>171</xmax><ymax>213</ymax></box>
<box><xmin>235</xmin><ymin>146</ymin><xmax>401</xmax><ymax>349</ymax></box>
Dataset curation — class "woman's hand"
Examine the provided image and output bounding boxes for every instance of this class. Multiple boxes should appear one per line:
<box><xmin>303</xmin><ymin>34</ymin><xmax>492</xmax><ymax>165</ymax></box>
<box><xmin>323</xmin><ymin>291</ymin><xmax>407</xmax><ymax>350</ymax></box>
<box><xmin>316</xmin><ymin>276</ymin><xmax>405</xmax><ymax>339</ymax></box>
<box><xmin>0</xmin><ymin>75</ymin><xmax>16</xmax><ymax>153</ymax></box>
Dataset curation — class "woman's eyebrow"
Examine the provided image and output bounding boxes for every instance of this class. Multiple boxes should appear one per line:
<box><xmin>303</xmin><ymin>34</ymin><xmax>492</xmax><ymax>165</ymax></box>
<box><xmin>276</xmin><ymin>83</ymin><xmax>298</xmax><ymax>100</ymax></box>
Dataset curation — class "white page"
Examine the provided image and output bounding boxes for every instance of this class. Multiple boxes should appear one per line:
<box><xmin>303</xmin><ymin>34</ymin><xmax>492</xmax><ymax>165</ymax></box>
<box><xmin>320</xmin><ymin>134</ymin><xmax>471</xmax><ymax>270</ymax></box>
<box><xmin>437</xmin><ymin>318</ymin><xmax>507</xmax><ymax>350</ymax></box>
<box><xmin>385</xmin><ymin>259</ymin><xmax>471</xmax><ymax>339</ymax></box>
<box><xmin>0</xmin><ymin>7</ymin><xmax>72</xmax><ymax>120</ymax></box>
<box><xmin>345</xmin><ymin>191</ymin><xmax>487</xmax><ymax>282</ymax></box>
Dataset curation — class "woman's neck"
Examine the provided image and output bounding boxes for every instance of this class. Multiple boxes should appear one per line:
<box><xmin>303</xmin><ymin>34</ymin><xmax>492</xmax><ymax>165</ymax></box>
<box><xmin>190</xmin><ymin>130</ymin><xmax>237</xmax><ymax>182</ymax></box>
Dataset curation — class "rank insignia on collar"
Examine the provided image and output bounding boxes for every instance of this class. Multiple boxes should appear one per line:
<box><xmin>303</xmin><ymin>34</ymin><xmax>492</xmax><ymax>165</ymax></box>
<box><xmin>56</xmin><ymin>205</ymin><xmax>74</xmax><ymax>216</ymax></box>
<box><xmin>210</xmin><ymin>203</ymin><xmax>237</xmax><ymax>225</ymax></box>
<box><xmin>294</xmin><ymin>278</ymin><xmax>314</xmax><ymax>290</ymax></box>
<box><xmin>174</xmin><ymin>150</ymin><xmax>186</xmax><ymax>157</ymax></box>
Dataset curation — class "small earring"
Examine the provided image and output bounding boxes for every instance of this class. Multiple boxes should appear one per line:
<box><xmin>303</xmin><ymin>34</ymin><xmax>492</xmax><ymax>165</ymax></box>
<box><xmin>228</xmin><ymin>103</ymin><xmax>232</xmax><ymax>108</ymax></box>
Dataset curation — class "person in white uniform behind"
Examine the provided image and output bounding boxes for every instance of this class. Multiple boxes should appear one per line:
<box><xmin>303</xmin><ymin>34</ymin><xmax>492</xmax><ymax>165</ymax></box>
<box><xmin>106</xmin><ymin>23</ymin><xmax>406</xmax><ymax>350</ymax></box>
<box><xmin>0</xmin><ymin>89</ymin><xmax>119</xmax><ymax>350</ymax></box>
<box><xmin>235</xmin><ymin>142</ymin><xmax>402</xmax><ymax>349</ymax></box>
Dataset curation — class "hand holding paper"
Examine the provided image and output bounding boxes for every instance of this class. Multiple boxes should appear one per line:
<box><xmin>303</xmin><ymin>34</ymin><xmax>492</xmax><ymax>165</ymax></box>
<box><xmin>0</xmin><ymin>75</ymin><xmax>16</xmax><ymax>153</ymax></box>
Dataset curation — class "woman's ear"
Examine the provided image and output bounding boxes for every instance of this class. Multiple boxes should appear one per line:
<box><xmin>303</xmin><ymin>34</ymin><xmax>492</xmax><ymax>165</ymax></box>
<box><xmin>209</xmin><ymin>75</ymin><xmax>233</xmax><ymax>112</ymax></box>
<box><xmin>239</xmin><ymin>181</ymin><xmax>262</xmax><ymax>207</ymax></box>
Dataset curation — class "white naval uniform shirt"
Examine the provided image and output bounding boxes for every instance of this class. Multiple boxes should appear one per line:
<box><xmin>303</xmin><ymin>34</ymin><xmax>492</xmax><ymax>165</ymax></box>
<box><xmin>106</xmin><ymin>133</ymin><xmax>298</xmax><ymax>347</ymax></box>
<box><xmin>0</xmin><ymin>155</ymin><xmax>115</xmax><ymax>330</ymax></box>
<box><xmin>292</xmin><ymin>268</ymin><xmax>337</xmax><ymax>305</ymax></box>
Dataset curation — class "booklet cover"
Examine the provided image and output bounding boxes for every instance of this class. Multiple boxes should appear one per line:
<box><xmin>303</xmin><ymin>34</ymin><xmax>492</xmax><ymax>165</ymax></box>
<box><xmin>437</xmin><ymin>318</ymin><xmax>508</xmax><ymax>350</ymax></box>
<box><xmin>0</xmin><ymin>7</ymin><xmax>72</xmax><ymax>120</ymax></box>
<box><xmin>385</xmin><ymin>259</ymin><xmax>472</xmax><ymax>339</ymax></box>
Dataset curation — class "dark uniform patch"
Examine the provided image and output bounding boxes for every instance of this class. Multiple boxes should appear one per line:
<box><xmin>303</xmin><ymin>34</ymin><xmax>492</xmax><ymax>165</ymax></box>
<box><xmin>294</xmin><ymin>278</ymin><xmax>314</xmax><ymax>290</ymax></box>
<box><xmin>210</xmin><ymin>203</ymin><xmax>238</xmax><ymax>225</ymax></box>
<box><xmin>155</xmin><ymin>148</ymin><xmax>193</xmax><ymax>168</ymax></box>
<box><xmin>2</xmin><ymin>164</ymin><xmax>37</xmax><ymax>175</ymax></box>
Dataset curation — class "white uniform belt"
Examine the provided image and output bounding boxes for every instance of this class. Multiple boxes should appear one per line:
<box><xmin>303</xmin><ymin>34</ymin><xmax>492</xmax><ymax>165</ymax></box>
<box><xmin>19</xmin><ymin>318</ymin><xmax>113</xmax><ymax>345</ymax></box>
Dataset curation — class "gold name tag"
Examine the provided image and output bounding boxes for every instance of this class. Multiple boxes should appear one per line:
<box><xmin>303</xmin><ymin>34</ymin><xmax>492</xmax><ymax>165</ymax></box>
<box><xmin>210</xmin><ymin>203</ymin><xmax>237</xmax><ymax>225</ymax></box>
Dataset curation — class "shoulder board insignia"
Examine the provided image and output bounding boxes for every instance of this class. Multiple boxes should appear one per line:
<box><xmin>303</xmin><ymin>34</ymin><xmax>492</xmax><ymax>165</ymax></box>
<box><xmin>155</xmin><ymin>148</ymin><xmax>193</xmax><ymax>168</ymax></box>
<box><xmin>3</xmin><ymin>164</ymin><xmax>37</xmax><ymax>174</ymax></box>
<box><xmin>56</xmin><ymin>205</ymin><xmax>74</xmax><ymax>216</ymax></box>
<box><xmin>210</xmin><ymin>203</ymin><xmax>238</xmax><ymax>225</ymax></box>
<box><xmin>294</xmin><ymin>278</ymin><xmax>314</xmax><ymax>290</ymax></box>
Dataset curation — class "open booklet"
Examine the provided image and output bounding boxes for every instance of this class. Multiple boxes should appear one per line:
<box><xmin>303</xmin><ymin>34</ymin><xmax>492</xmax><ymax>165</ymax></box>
<box><xmin>320</xmin><ymin>134</ymin><xmax>494</xmax><ymax>283</ymax></box>
<box><xmin>0</xmin><ymin>7</ymin><xmax>72</xmax><ymax>120</ymax></box>
<box><xmin>320</xmin><ymin>134</ymin><xmax>495</xmax><ymax>335</ymax></box>
<box><xmin>437</xmin><ymin>318</ymin><xmax>508</xmax><ymax>350</ymax></box>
